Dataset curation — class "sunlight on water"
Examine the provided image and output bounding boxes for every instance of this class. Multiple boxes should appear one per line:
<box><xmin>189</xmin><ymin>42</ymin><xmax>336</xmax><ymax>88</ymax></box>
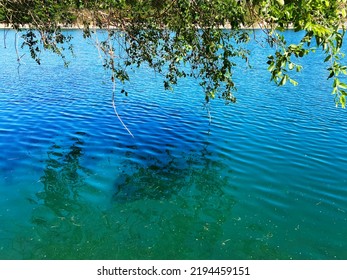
<box><xmin>1</xmin><ymin>30</ymin><xmax>347</xmax><ymax>259</ymax></box>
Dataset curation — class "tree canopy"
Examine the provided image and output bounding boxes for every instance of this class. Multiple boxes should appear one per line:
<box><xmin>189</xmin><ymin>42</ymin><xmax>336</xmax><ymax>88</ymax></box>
<box><xmin>1</xmin><ymin>0</ymin><xmax>347</xmax><ymax>107</ymax></box>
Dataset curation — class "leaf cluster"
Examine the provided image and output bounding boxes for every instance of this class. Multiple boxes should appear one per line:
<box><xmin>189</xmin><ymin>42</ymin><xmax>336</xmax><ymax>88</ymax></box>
<box><xmin>1</xmin><ymin>0</ymin><xmax>347</xmax><ymax>107</ymax></box>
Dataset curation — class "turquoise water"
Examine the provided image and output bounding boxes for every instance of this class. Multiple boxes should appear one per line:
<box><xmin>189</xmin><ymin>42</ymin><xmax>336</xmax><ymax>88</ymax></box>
<box><xmin>1</xmin><ymin>30</ymin><xmax>347</xmax><ymax>260</ymax></box>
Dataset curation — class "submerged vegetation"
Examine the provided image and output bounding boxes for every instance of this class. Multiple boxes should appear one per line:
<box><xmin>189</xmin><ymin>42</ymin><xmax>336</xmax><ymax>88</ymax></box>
<box><xmin>1</xmin><ymin>0</ymin><xmax>347</xmax><ymax>106</ymax></box>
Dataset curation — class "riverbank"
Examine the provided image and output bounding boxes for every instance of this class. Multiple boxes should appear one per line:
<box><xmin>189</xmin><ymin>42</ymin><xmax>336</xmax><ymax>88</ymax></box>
<box><xmin>0</xmin><ymin>22</ymin><xmax>86</xmax><ymax>30</ymax></box>
<box><xmin>4</xmin><ymin>21</ymin><xmax>347</xmax><ymax>31</ymax></box>
<box><xmin>0</xmin><ymin>22</ymin><xmax>275</xmax><ymax>30</ymax></box>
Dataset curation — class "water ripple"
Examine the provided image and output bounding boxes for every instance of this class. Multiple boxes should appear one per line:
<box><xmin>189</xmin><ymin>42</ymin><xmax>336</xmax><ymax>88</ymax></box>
<box><xmin>1</xmin><ymin>30</ymin><xmax>347</xmax><ymax>259</ymax></box>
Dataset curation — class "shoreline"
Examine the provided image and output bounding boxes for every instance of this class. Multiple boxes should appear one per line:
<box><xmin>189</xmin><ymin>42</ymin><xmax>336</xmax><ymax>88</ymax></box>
<box><xmin>5</xmin><ymin>22</ymin><xmax>346</xmax><ymax>31</ymax></box>
<box><xmin>0</xmin><ymin>22</ymin><xmax>275</xmax><ymax>31</ymax></box>
<box><xmin>0</xmin><ymin>23</ymin><xmax>86</xmax><ymax>30</ymax></box>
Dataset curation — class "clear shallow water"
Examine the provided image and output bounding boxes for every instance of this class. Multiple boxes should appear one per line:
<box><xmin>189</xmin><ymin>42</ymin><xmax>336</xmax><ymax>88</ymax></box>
<box><xmin>0</xmin><ymin>30</ymin><xmax>347</xmax><ymax>260</ymax></box>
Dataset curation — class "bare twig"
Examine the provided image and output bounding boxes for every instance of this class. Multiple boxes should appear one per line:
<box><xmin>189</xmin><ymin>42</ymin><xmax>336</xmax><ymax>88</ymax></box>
<box><xmin>3</xmin><ymin>29</ymin><xmax>9</xmax><ymax>48</ymax></box>
<box><xmin>105</xmin><ymin>30</ymin><xmax>134</xmax><ymax>138</ymax></box>
<box><xmin>111</xmin><ymin>72</ymin><xmax>134</xmax><ymax>138</ymax></box>
<box><xmin>14</xmin><ymin>31</ymin><xmax>25</xmax><ymax>75</ymax></box>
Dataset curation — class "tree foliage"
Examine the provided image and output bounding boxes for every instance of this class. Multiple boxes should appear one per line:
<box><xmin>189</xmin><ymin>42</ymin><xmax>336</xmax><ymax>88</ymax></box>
<box><xmin>1</xmin><ymin>0</ymin><xmax>347</xmax><ymax>107</ymax></box>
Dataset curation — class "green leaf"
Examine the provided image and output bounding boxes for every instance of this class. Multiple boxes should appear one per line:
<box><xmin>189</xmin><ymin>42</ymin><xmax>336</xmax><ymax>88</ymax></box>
<box><xmin>324</xmin><ymin>55</ymin><xmax>332</xmax><ymax>62</ymax></box>
<box><xmin>333</xmin><ymin>78</ymin><xmax>340</xmax><ymax>88</ymax></box>
<box><xmin>340</xmin><ymin>95</ymin><xmax>346</xmax><ymax>108</ymax></box>
<box><xmin>268</xmin><ymin>63</ymin><xmax>275</xmax><ymax>72</ymax></box>
<box><xmin>279</xmin><ymin>75</ymin><xmax>288</xmax><ymax>86</ymax></box>
<box><xmin>328</xmin><ymin>71</ymin><xmax>335</xmax><ymax>79</ymax></box>
<box><xmin>289</xmin><ymin>78</ymin><xmax>298</xmax><ymax>86</ymax></box>
<box><xmin>339</xmin><ymin>82</ymin><xmax>347</xmax><ymax>89</ymax></box>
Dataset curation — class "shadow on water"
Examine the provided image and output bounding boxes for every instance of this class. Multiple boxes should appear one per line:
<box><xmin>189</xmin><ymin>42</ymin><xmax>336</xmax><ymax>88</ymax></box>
<box><xmin>109</xmin><ymin>146</ymin><xmax>237</xmax><ymax>259</ymax></box>
<box><xmin>13</xmin><ymin>139</ymin><xmax>239</xmax><ymax>259</ymax></box>
<box><xmin>113</xmin><ymin>146</ymin><xmax>223</xmax><ymax>202</ymax></box>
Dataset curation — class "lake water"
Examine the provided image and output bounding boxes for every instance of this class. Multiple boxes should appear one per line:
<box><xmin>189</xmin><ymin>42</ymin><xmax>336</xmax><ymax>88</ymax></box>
<box><xmin>0</xmin><ymin>30</ymin><xmax>347</xmax><ymax>260</ymax></box>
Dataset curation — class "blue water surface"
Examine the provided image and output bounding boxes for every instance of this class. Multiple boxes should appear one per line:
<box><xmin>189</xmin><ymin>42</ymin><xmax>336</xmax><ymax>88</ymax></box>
<box><xmin>0</xmin><ymin>29</ymin><xmax>347</xmax><ymax>259</ymax></box>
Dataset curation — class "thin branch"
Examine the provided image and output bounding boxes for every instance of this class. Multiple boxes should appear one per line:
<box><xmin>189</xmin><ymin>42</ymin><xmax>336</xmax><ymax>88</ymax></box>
<box><xmin>14</xmin><ymin>31</ymin><xmax>24</xmax><ymax>75</ymax></box>
<box><xmin>107</xmin><ymin>29</ymin><xmax>134</xmax><ymax>138</ymax></box>
<box><xmin>90</xmin><ymin>28</ymin><xmax>134</xmax><ymax>137</ymax></box>
<box><xmin>14</xmin><ymin>31</ymin><xmax>20</xmax><ymax>62</ymax></box>
<box><xmin>111</xmin><ymin>72</ymin><xmax>134</xmax><ymax>138</ymax></box>
<box><xmin>3</xmin><ymin>29</ymin><xmax>9</xmax><ymax>48</ymax></box>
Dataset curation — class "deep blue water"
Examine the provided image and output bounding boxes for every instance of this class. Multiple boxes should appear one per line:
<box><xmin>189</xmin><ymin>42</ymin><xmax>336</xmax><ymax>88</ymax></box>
<box><xmin>0</xmin><ymin>29</ymin><xmax>347</xmax><ymax>259</ymax></box>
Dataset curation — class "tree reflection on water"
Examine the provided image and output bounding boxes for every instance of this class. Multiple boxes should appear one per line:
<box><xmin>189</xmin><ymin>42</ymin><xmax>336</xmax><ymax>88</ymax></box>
<box><xmin>38</xmin><ymin>140</ymin><xmax>86</xmax><ymax>211</ymax></box>
<box><xmin>29</xmin><ymin>138</ymin><xmax>93</xmax><ymax>258</ymax></box>
<box><xmin>27</xmin><ymin>140</ymin><xmax>236</xmax><ymax>259</ymax></box>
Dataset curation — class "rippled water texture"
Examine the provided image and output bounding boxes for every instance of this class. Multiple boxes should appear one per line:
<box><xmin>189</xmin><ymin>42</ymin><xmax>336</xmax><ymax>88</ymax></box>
<box><xmin>1</xmin><ymin>30</ymin><xmax>347</xmax><ymax>259</ymax></box>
